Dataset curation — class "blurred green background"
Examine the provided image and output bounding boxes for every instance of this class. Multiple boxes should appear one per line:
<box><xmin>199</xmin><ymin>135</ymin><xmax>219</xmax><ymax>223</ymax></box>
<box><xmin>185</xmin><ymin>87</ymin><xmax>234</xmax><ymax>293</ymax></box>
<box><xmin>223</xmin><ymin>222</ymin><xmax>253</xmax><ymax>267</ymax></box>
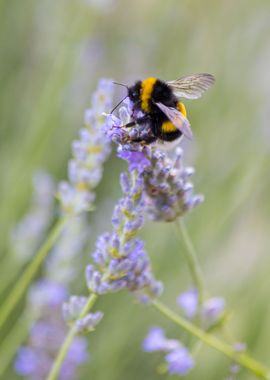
<box><xmin>1</xmin><ymin>0</ymin><xmax>270</xmax><ymax>379</ymax></box>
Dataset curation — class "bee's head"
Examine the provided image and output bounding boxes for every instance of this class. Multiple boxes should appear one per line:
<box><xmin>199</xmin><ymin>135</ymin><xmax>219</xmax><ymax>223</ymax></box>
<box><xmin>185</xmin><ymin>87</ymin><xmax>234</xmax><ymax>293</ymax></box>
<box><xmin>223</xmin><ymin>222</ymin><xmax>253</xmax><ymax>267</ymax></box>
<box><xmin>128</xmin><ymin>81</ymin><xmax>142</xmax><ymax>103</ymax></box>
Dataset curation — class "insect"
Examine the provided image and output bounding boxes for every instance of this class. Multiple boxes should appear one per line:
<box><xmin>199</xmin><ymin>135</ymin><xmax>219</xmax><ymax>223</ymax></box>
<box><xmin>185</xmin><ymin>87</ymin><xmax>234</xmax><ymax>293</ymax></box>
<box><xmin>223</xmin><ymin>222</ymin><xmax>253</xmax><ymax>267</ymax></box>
<box><xmin>112</xmin><ymin>73</ymin><xmax>215</xmax><ymax>144</ymax></box>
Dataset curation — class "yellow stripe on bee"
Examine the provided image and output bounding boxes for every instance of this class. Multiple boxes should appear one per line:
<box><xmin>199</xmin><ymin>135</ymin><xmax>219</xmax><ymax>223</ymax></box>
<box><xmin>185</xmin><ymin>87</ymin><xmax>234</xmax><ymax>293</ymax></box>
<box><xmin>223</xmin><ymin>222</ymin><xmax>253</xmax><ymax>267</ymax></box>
<box><xmin>177</xmin><ymin>102</ymin><xmax>187</xmax><ymax>117</ymax></box>
<box><xmin>161</xmin><ymin>120</ymin><xmax>177</xmax><ymax>133</ymax></box>
<box><xmin>140</xmin><ymin>77</ymin><xmax>157</xmax><ymax>113</ymax></box>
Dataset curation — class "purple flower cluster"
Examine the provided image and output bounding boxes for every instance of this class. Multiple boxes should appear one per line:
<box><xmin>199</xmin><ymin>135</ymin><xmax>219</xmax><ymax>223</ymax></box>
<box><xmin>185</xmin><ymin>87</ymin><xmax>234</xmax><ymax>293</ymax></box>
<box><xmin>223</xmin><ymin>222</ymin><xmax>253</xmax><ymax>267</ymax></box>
<box><xmin>103</xmin><ymin>102</ymin><xmax>203</xmax><ymax>222</ymax></box>
<box><xmin>143</xmin><ymin>327</ymin><xmax>194</xmax><ymax>376</ymax></box>
<box><xmin>177</xmin><ymin>289</ymin><xmax>225</xmax><ymax>329</ymax></box>
<box><xmin>84</xmin><ymin>167</ymin><xmax>162</xmax><ymax>302</ymax></box>
<box><xmin>15</xmin><ymin>212</ymin><xmax>90</xmax><ymax>379</ymax></box>
<box><xmin>58</xmin><ymin>79</ymin><xmax>113</xmax><ymax>215</ymax></box>
<box><xmin>11</xmin><ymin>171</ymin><xmax>55</xmax><ymax>262</ymax></box>
<box><xmin>15</xmin><ymin>281</ymin><xmax>88</xmax><ymax>380</ymax></box>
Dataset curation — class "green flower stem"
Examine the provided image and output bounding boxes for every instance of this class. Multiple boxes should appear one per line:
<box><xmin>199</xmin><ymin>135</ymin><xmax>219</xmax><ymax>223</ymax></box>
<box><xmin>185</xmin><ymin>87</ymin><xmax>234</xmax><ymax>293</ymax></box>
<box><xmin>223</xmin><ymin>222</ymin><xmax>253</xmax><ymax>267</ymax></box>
<box><xmin>176</xmin><ymin>218</ymin><xmax>205</xmax><ymax>305</ymax></box>
<box><xmin>0</xmin><ymin>310</ymin><xmax>28</xmax><ymax>377</ymax></box>
<box><xmin>46</xmin><ymin>293</ymin><xmax>98</xmax><ymax>380</ymax></box>
<box><xmin>152</xmin><ymin>300</ymin><xmax>270</xmax><ymax>380</ymax></box>
<box><xmin>0</xmin><ymin>217</ymin><xmax>66</xmax><ymax>331</ymax></box>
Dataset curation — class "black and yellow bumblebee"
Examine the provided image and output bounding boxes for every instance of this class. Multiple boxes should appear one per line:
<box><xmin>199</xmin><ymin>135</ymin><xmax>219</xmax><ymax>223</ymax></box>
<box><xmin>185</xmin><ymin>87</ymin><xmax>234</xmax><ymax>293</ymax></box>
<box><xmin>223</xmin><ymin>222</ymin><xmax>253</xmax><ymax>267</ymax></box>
<box><xmin>113</xmin><ymin>73</ymin><xmax>215</xmax><ymax>144</ymax></box>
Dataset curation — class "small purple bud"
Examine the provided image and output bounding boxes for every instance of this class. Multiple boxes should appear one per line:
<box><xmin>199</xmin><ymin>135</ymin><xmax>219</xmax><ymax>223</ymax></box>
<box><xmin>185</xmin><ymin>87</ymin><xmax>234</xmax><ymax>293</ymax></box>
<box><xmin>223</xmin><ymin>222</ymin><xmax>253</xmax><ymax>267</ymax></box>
<box><xmin>177</xmin><ymin>289</ymin><xmax>198</xmax><ymax>319</ymax></box>
<box><xmin>166</xmin><ymin>347</ymin><xmax>195</xmax><ymax>375</ymax></box>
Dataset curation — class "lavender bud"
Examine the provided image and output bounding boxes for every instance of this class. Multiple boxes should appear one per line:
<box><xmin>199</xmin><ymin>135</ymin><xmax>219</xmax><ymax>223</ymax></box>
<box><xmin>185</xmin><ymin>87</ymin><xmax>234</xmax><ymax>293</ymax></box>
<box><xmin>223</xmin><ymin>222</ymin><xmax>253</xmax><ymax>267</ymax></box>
<box><xmin>75</xmin><ymin>311</ymin><xmax>104</xmax><ymax>334</ymax></box>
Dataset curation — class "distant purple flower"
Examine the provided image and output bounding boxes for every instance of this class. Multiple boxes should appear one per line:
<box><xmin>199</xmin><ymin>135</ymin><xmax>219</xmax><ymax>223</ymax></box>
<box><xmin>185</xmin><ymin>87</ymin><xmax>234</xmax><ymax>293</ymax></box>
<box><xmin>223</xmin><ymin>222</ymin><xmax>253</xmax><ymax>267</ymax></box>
<box><xmin>15</xmin><ymin>281</ymin><xmax>88</xmax><ymax>380</ymax></box>
<box><xmin>46</xmin><ymin>216</ymin><xmax>88</xmax><ymax>283</ymax></box>
<box><xmin>143</xmin><ymin>327</ymin><xmax>194</xmax><ymax>376</ymax></box>
<box><xmin>177</xmin><ymin>289</ymin><xmax>198</xmax><ymax>319</ymax></box>
<box><xmin>143</xmin><ymin>327</ymin><xmax>179</xmax><ymax>352</ymax></box>
<box><xmin>166</xmin><ymin>347</ymin><xmax>195</xmax><ymax>376</ymax></box>
<box><xmin>15</xmin><ymin>348</ymin><xmax>37</xmax><ymax>376</ymax></box>
<box><xmin>143</xmin><ymin>327</ymin><xmax>167</xmax><ymax>352</ymax></box>
<box><xmin>202</xmin><ymin>297</ymin><xmax>225</xmax><ymax>328</ymax></box>
<box><xmin>177</xmin><ymin>289</ymin><xmax>225</xmax><ymax>329</ymax></box>
<box><xmin>15</xmin><ymin>215</ymin><xmax>90</xmax><ymax>380</ymax></box>
<box><xmin>11</xmin><ymin>172</ymin><xmax>55</xmax><ymax>262</ymax></box>
<box><xmin>28</xmin><ymin>280</ymin><xmax>68</xmax><ymax>316</ymax></box>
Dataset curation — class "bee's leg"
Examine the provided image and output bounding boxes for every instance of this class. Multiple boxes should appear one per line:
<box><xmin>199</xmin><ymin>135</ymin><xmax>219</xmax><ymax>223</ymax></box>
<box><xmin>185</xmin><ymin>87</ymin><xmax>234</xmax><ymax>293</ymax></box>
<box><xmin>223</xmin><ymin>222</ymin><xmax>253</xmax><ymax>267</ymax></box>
<box><xmin>124</xmin><ymin>115</ymin><xmax>150</xmax><ymax>128</ymax></box>
<box><xmin>131</xmin><ymin>135</ymin><xmax>157</xmax><ymax>145</ymax></box>
<box><xmin>124</xmin><ymin>121</ymin><xmax>136</xmax><ymax>128</ymax></box>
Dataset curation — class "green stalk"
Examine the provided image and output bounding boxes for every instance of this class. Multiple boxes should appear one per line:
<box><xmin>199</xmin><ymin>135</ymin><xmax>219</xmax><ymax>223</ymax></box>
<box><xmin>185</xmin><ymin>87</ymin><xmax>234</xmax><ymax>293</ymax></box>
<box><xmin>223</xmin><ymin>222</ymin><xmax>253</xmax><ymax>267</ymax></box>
<box><xmin>152</xmin><ymin>300</ymin><xmax>270</xmax><ymax>380</ymax></box>
<box><xmin>176</xmin><ymin>218</ymin><xmax>205</xmax><ymax>304</ymax></box>
<box><xmin>0</xmin><ymin>310</ymin><xmax>28</xmax><ymax>377</ymax></box>
<box><xmin>46</xmin><ymin>293</ymin><xmax>98</xmax><ymax>380</ymax></box>
<box><xmin>0</xmin><ymin>218</ymin><xmax>66</xmax><ymax>330</ymax></box>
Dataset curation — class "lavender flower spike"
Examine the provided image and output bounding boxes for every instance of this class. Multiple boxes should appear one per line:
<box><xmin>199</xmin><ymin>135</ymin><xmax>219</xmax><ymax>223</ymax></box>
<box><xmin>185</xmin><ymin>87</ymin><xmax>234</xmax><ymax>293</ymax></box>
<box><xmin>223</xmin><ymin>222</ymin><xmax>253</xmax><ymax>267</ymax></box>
<box><xmin>84</xmin><ymin>166</ymin><xmax>162</xmax><ymax>302</ymax></box>
<box><xmin>58</xmin><ymin>79</ymin><xmax>113</xmax><ymax>215</ymax></box>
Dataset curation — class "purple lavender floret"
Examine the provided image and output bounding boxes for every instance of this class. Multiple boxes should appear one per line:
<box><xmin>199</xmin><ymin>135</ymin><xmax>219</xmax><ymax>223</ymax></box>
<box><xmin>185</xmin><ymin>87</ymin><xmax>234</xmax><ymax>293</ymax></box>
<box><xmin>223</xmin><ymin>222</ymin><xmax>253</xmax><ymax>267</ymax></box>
<box><xmin>143</xmin><ymin>327</ymin><xmax>194</xmax><ymax>376</ymax></box>
<box><xmin>166</xmin><ymin>347</ymin><xmax>195</xmax><ymax>376</ymax></box>
<box><xmin>177</xmin><ymin>289</ymin><xmax>225</xmax><ymax>329</ymax></box>
<box><xmin>177</xmin><ymin>288</ymin><xmax>198</xmax><ymax>319</ymax></box>
<box><xmin>117</xmin><ymin>149</ymin><xmax>151</xmax><ymax>173</ymax></box>
<box><xmin>143</xmin><ymin>327</ymin><xmax>179</xmax><ymax>352</ymax></box>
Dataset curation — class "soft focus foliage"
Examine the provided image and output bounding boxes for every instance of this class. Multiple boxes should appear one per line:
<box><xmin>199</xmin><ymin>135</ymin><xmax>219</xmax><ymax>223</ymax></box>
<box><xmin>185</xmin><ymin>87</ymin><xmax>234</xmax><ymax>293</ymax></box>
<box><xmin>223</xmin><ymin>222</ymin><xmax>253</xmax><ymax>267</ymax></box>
<box><xmin>1</xmin><ymin>1</ymin><xmax>270</xmax><ymax>379</ymax></box>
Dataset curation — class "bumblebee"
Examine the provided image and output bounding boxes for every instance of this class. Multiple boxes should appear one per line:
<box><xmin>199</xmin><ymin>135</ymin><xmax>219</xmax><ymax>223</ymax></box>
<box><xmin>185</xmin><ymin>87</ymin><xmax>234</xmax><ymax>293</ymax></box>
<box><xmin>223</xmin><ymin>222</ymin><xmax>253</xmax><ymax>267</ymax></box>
<box><xmin>113</xmin><ymin>73</ymin><xmax>215</xmax><ymax>144</ymax></box>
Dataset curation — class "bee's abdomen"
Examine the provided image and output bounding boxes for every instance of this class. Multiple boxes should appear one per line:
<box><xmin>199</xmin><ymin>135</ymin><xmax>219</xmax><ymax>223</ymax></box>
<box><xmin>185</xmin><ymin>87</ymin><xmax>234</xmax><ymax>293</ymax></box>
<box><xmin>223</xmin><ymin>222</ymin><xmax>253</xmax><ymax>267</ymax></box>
<box><xmin>160</xmin><ymin>122</ymin><xmax>182</xmax><ymax>141</ymax></box>
<box><xmin>158</xmin><ymin>101</ymin><xmax>187</xmax><ymax>141</ymax></box>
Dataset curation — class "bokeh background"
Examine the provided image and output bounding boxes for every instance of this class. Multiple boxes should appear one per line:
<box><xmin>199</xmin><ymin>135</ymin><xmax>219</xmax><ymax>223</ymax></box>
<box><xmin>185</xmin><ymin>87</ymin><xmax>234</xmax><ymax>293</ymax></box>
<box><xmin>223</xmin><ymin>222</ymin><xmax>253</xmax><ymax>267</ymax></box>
<box><xmin>1</xmin><ymin>0</ymin><xmax>270</xmax><ymax>379</ymax></box>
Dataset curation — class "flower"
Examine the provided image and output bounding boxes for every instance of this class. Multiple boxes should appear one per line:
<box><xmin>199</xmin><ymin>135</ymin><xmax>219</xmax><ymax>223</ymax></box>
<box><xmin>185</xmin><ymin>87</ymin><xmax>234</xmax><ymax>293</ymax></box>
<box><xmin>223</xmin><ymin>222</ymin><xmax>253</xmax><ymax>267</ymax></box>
<box><xmin>177</xmin><ymin>288</ymin><xmax>198</xmax><ymax>319</ymax></box>
<box><xmin>117</xmin><ymin>149</ymin><xmax>151</xmax><ymax>173</ymax></box>
<box><xmin>177</xmin><ymin>289</ymin><xmax>225</xmax><ymax>329</ymax></box>
<box><xmin>15</xmin><ymin>281</ymin><xmax>88</xmax><ymax>380</ymax></box>
<box><xmin>166</xmin><ymin>347</ymin><xmax>195</xmax><ymax>376</ymax></box>
<box><xmin>201</xmin><ymin>297</ymin><xmax>225</xmax><ymax>328</ymax></box>
<box><xmin>84</xmin><ymin>167</ymin><xmax>162</xmax><ymax>302</ymax></box>
<box><xmin>143</xmin><ymin>327</ymin><xmax>194</xmax><ymax>377</ymax></box>
<box><xmin>143</xmin><ymin>327</ymin><xmax>179</xmax><ymax>352</ymax></box>
<box><xmin>15</xmin><ymin>190</ymin><xmax>91</xmax><ymax>379</ymax></box>
<box><xmin>11</xmin><ymin>171</ymin><xmax>55</xmax><ymax>262</ymax></box>
<box><xmin>58</xmin><ymin>79</ymin><xmax>113</xmax><ymax>215</ymax></box>
<box><xmin>46</xmin><ymin>216</ymin><xmax>88</xmax><ymax>284</ymax></box>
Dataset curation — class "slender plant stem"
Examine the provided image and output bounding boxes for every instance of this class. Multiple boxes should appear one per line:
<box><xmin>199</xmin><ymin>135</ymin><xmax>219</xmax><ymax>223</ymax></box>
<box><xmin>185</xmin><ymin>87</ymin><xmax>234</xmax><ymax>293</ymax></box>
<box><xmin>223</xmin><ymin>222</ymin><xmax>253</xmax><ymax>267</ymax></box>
<box><xmin>46</xmin><ymin>293</ymin><xmax>98</xmax><ymax>380</ymax></box>
<box><xmin>176</xmin><ymin>218</ymin><xmax>205</xmax><ymax>304</ymax></box>
<box><xmin>0</xmin><ymin>310</ymin><xmax>28</xmax><ymax>377</ymax></box>
<box><xmin>0</xmin><ymin>217</ymin><xmax>66</xmax><ymax>331</ymax></box>
<box><xmin>152</xmin><ymin>300</ymin><xmax>270</xmax><ymax>380</ymax></box>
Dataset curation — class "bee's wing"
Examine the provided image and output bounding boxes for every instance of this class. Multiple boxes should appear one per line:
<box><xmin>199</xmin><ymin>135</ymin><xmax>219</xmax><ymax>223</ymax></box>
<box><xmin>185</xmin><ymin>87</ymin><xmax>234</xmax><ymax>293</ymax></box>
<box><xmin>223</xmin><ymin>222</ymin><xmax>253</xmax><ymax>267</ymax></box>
<box><xmin>155</xmin><ymin>102</ymin><xmax>193</xmax><ymax>140</ymax></box>
<box><xmin>167</xmin><ymin>73</ymin><xmax>215</xmax><ymax>100</ymax></box>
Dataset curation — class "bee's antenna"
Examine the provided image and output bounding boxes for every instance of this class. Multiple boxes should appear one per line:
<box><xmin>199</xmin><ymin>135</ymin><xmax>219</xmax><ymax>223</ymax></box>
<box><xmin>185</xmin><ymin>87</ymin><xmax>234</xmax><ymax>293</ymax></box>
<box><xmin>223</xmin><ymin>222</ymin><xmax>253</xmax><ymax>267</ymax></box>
<box><xmin>110</xmin><ymin>95</ymin><xmax>128</xmax><ymax>114</ymax></box>
<box><xmin>112</xmin><ymin>81</ymin><xmax>128</xmax><ymax>89</ymax></box>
